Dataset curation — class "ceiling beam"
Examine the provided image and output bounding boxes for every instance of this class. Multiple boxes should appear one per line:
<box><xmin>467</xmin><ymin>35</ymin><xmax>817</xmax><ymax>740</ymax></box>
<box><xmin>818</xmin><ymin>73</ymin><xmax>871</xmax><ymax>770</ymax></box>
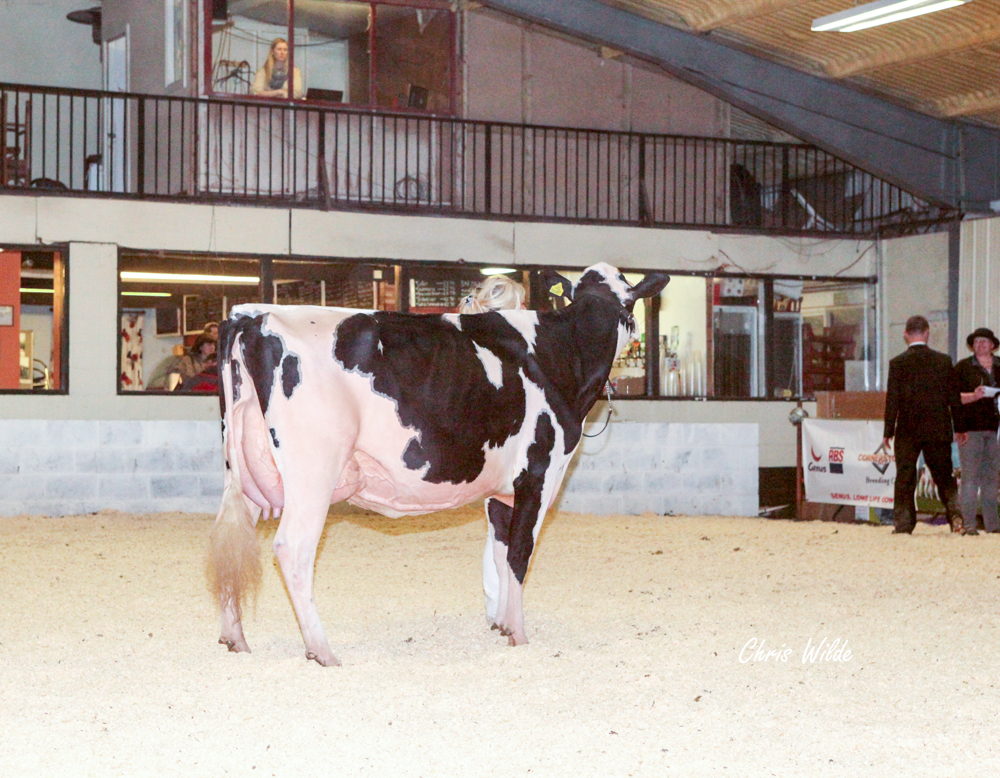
<box><xmin>675</xmin><ymin>0</ymin><xmax>802</xmax><ymax>32</ymax></box>
<box><xmin>480</xmin><ymin>0</ymin><xmax>1000</xmax><ymax>212</ymax></box>
<box><xmin>932</xmin><ymin>89</ymin><xmax>1000</xmax><ymax>119</ymax></box>
<box><xmin>825</xmin><ymin>27</ymin><xmax>1000</xmax><ymax>78</ymax></box>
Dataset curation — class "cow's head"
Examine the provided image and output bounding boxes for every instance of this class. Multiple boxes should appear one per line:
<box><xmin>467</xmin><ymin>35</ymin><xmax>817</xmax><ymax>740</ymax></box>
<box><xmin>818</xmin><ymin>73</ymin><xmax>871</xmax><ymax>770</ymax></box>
<box><xmin>545</xmin><ymin>262</ymin><xmax>670</xmax><ymax>311</ymax></box>
<box><xmin>545</xmin><ymin>262</ymin><xmax>671</xmax><ymax>359</ymax></box>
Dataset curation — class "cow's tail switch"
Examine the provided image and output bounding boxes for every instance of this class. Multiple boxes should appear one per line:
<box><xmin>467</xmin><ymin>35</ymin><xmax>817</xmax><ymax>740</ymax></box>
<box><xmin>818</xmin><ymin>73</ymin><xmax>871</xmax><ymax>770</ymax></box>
<box><xmin>208</xmin><ymin>331</ymin><xmax>262</xmax><ymax>622</ymax></box>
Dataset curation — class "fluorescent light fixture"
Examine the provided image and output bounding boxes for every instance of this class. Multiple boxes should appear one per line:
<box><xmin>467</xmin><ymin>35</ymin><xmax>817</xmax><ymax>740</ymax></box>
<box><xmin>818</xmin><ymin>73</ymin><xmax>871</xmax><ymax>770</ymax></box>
<box><xmin>812</xmin><ymin>0</ymin><xmax>970</xmax><ymax>32</ymax></box>
<box><xmin>480</xmin><ymin>267</ymin><xmax>517</xmax><ymax>275</ymax></box>
<box><xmin>20</xmin><ymin>287</ymin><xmax>53</xmax><ymax>294</ymax></box>
<box><xmin>120</xmin><ymin>271</ymin><xmax>259</xmax><ymax>285</ymax></box>
<box><xmin>121</xmin><ymin>291</ymin><xmax>172</xmax><ymax>297</ymax></box>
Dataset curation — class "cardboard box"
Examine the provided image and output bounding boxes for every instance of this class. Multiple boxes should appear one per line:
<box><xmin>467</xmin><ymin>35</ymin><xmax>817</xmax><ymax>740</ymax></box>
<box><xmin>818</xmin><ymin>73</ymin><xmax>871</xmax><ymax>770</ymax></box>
<box><xmin>814</xmin><ymin>391</ymin><xmax>886</xmax><ymax>420</ymax></box>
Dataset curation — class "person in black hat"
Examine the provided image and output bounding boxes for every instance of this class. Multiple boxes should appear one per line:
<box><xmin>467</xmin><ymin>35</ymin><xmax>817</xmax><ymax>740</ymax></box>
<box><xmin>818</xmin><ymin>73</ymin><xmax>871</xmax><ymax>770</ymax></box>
<box><xmin>883</xmin><ymin>315</ymin><xmax>965</xmax><ymax>534</ymax></box>
<box><xmin>954</xmin><ymin>326</ymin><xmax>1000</xmax><ymax>534</ymax></box>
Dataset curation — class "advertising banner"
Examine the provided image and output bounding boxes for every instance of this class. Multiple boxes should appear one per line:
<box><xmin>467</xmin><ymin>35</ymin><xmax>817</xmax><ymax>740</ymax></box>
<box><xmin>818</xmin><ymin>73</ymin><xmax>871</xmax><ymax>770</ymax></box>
<box><xmin>802</xmin><ymin>419</ymin><xmax>894</xmax><ymax>508</ymax></box>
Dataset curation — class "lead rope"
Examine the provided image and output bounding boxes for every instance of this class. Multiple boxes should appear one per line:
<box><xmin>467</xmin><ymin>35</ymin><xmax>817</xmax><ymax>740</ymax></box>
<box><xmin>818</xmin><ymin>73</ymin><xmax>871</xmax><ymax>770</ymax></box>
<box><xmin>582</xmin><ymin>381</ymin><xmax>614</xmax><ymax>438</ymax></box>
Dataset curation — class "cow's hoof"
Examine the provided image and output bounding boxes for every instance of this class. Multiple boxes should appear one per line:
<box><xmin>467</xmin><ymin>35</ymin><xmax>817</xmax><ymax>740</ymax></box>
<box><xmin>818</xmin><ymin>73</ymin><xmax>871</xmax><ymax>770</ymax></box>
<box><xmin>306</xmin><ymin>650</ymin><xmax>342</xmax><ymax>667</ymax></box>
<box><xmin>219</xmin><ymin>637</ymin><xmax>251</xmax><ymax>654</ymax></box>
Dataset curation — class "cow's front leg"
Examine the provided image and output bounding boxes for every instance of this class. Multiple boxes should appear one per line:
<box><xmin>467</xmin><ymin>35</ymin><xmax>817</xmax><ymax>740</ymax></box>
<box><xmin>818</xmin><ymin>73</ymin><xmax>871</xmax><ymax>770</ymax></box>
<box><xmin>497</xmin><ymin>413</ymin><xmax>558</xmax><ymax>646</ymax></box>
<box><xmin>483</xmin><ymin>498</ymin><xmax>512</xmax><ymax>627</ymax></box>
<box><xmin>273</xmin><ymin>499</ymin><xmax>340</xmax><ymax>667</ymax></box>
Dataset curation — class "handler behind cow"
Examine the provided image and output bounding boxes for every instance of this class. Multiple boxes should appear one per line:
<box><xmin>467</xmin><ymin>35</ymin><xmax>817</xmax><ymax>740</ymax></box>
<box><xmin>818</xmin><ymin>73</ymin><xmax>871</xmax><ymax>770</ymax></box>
<box><xmin>210</xmin><ymin>263</ymin><xmax>670</xmax><ymax>666</ymax></box>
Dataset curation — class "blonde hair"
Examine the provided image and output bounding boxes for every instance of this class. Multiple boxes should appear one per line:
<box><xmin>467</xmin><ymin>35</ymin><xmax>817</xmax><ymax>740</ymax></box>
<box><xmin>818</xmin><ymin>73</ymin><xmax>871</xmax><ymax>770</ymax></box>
<box><xmin>263</xmin><ymin>38</ymin><xmax>288</xmax><ymax>85</ymax></box>
<box><xmin>460</xmin><ymin>275</ymin><xmax>526</xmax><ymax>313</ymax></box>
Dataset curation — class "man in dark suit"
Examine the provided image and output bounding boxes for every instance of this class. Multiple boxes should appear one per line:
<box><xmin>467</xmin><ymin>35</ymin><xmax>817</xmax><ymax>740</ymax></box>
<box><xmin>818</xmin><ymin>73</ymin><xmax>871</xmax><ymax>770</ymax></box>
<box><xmin>883</xmin><ymin>315</ymin><xmax>967</xmax><ymax>534</ymax></box>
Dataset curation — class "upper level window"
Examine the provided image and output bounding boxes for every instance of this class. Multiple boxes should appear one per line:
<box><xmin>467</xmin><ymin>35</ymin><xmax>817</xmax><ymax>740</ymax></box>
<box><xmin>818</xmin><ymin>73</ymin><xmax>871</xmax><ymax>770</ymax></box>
<box><xmin>207</xmin><ymin>0</ymin><xmax>456</xmax><ymax>113</ymax></box>
<box><xmin>0</xmin><ymin>248</ymin><xmax>68</xmax><ymax>393</ymax></box>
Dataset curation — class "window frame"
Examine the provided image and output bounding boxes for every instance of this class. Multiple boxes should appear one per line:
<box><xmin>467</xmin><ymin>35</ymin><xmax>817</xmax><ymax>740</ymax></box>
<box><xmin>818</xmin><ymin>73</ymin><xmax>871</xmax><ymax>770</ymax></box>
<box><xmin>203</xmin><ymin>0</ymin><xmax>458</xmax><ymax>115</ymax></box>
<box><xmin>0</xmin><ymin>244</ymin><xmax>70</xmax><ymax>396</ymax></box>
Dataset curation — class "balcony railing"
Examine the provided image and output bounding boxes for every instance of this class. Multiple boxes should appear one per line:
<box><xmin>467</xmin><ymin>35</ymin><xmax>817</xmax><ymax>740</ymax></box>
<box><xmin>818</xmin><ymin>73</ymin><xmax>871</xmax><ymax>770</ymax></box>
<box><xmin>1</xmin><ymin>82</ymin><xmax>959</xmax><ymax>237</ymax></box>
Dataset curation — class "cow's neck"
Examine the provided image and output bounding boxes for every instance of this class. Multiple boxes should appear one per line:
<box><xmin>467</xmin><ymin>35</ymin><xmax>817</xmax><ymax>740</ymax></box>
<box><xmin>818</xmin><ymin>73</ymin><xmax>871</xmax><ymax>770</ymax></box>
<box><xmin>534</xmin><ymin>296</ymin><xmax>631</xmax><ymax>423</ymax></box>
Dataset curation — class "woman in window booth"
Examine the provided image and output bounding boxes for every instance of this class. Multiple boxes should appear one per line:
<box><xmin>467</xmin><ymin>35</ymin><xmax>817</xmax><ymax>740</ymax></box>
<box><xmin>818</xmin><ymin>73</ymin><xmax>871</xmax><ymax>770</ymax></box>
<box><xmin>250</xmin><ymin>38</ymin><xmax>304</xmax><ymax>99</ymax></box>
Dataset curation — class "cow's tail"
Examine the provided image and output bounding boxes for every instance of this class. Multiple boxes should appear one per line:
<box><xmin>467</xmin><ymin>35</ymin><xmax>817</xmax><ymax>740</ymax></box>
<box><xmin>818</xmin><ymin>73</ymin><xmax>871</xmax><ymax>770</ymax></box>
<box><xmin>208</xmin><ymin>325</ymin><xmax>262</xmax><ymax>621</ymax></box>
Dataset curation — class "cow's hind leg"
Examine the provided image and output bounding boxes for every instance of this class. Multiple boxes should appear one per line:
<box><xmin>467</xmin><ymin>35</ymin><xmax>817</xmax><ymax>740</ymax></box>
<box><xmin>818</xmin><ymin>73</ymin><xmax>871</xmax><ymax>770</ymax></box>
<box><xmin>211</xmin><ymin>472</ymin><xmax>264</xmax><ymax>655</ymax></box>
<box><xmin>273</xmin><ymin>493</ymin><xmax>340</xmax><ymax>667</ymax></box>
<box><xmin>217</xmin><ymin>493</ymin><xmax>264</xmax><ymax>653</ymax></box>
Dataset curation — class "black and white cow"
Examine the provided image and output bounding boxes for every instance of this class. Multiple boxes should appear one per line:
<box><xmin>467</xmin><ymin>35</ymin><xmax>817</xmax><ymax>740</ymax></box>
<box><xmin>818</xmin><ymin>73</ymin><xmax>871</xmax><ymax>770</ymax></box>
<box><xmin>210</xmin><ymin>262</ymin><xmax>670</xmax><ymax>666</ymax></box>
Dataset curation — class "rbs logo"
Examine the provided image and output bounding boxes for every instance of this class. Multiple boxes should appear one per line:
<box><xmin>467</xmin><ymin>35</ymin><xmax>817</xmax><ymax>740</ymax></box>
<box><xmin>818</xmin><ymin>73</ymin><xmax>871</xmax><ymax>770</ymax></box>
<box><xmin>829</xmin><ymin>447</ymin><xmax>845</xmax><ymax>474</ymax></box>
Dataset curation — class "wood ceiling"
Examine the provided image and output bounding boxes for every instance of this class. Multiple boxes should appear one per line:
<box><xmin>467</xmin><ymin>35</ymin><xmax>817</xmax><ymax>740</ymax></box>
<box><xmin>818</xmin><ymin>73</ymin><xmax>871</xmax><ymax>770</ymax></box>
<box><xmin>597</xmin><ymin>0</ymin><xmax>1000</xmax><ymax>130</ymax></box>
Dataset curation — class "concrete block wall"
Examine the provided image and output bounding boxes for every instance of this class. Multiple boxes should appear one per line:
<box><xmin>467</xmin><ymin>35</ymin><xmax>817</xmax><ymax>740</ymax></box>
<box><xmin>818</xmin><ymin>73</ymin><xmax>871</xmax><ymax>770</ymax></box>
<box><xmin>556</xmin><ymin>422</ymin><xmax>759</xmax><ymax>517</ymax></box>
<box><xmin>0</xmin><ymin>419</ymin><xmax>757</xmax><ymax>518</ymax></box>
<box><xmin>0</xmin><ymin>420</ymin><xmax>224</xmax><ymax>517</ymax></box>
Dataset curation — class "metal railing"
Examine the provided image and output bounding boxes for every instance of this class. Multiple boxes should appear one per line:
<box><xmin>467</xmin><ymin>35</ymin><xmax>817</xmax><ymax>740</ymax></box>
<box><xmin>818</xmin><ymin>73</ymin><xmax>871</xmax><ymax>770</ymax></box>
<box><xmin>1</xmin><ymin>82</ymin><xmax>959</xmax><ymax>236</ymax></box>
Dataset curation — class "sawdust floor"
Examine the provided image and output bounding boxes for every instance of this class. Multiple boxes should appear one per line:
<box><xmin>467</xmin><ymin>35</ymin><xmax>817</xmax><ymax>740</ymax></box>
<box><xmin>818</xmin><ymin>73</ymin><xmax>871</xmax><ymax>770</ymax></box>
<box><xmin>1</xmin><ymin>507</ymin><xmax>998</xmax><ymax>777</ymax></box>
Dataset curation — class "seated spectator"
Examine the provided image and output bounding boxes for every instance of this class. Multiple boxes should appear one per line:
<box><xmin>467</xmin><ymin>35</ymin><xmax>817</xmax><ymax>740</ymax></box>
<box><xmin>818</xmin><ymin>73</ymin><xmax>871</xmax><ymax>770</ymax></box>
<box><xmin>179</xmin><ymin>363</ymin><xmax>219</xmax><ymax>393</ymax></box>
<box><xmin>250</xmin><ymin>38</ymin><xmax>304</xmax><ymax>98</ymax></box>
<box><xmin>176</xmin><ymin>334</ymin><xmax>217</xmax><ymax>386</ymax></box>
<box><xmin>203</xmin><ymin>321</ymin><xmax>219</xmax><ymax>341</ymax></box>
<box><xmin>145</xmin><ymin>352</ymin><xmax>184</xmax><ymax>391</ymax></box>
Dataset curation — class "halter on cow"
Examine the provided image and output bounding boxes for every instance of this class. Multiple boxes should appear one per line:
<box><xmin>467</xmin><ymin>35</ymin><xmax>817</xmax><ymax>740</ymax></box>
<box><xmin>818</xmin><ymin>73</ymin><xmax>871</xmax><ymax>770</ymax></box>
<box><xmin>209</xmin><ymin>262</ymin><xmax>670</xmax><ymax>666</ymax></box>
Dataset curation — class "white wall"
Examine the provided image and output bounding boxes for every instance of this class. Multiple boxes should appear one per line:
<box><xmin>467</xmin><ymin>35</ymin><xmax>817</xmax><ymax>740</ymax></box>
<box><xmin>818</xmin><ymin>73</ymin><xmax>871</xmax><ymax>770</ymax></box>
<box><xmin>0</xmin><ymin>0</ymin><xmax>102</xmax><ymax>89</ymax></box>
<box><xmin>880</xmin><ymin>230</ymin><xmax>950</xmax><ymax>377</ymax></box>
<box><xmin>958</xmin><ymin>215</ymin><xmax>1000</xmax><ymax>346</ymax></box>
<box><xmin>464</xmin><ymin>9</ymin><xmax>727</xmax><ymax>136</ymax></box>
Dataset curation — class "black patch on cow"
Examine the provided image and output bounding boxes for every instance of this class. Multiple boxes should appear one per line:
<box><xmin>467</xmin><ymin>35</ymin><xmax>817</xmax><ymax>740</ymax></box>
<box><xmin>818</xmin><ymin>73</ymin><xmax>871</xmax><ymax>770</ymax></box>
<box><xmin>487</xmin><ymin>497</ymin><xmax>512</xmax><ymax>547</ymax></box>
<box><xmin>270</xmin><ymin>427</ymin><xmax>280</xmax><ymax>449</ymax></box>
<box><xmin>334</xmin><ymin>311</ymin><xmax>528</xmax><ymax>484</ymax></box>
<box><xmin>331</xmin><ymin>270</ymin><xmax>668</xmax><ymax>481</ymax></box>
<box><xmin>281</xmin><ymin>354</ymin><xmax>300</xmax><ymax>399</ymax></box>
<box><xmin>224</xmin><ymin>314</ymin><xmax>286</xmax><ymax>415</ymax></box>
<box><xmin>508</xmin><ymin>412</ymin><xmax>556</xmax><ymax>583</ymax></box>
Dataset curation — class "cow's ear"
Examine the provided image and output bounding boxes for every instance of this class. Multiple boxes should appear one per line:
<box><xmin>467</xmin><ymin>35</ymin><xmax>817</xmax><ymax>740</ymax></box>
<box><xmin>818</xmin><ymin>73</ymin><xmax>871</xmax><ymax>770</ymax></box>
<box><xmin>542</xmin><ymin>269</ymin><xmax>575</xmax><ymax>302</ymax></box>
<box><xmin>628</xmin><ymin>273</ymin><xmax>671</xmax><ymax>303</ymax></box>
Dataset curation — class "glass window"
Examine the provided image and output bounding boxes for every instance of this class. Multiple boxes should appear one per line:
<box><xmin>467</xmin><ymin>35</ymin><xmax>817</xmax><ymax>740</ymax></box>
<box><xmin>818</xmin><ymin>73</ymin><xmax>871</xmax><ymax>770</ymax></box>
<box><xmin>651</xmin><ymin>274</ymin><xmax>876</xmax><ymax>400</ymax></box>
<box><xmin>272</xmin><ymin>259</ymin><xmax>397</xmax><ymax>309</ymax></box>
<box><xmin>0</xmin><ymin>248</ymin><xmax>68</xmax><ymax>393</ymax></box>
<box><xmin>118</xmin><ymin>252</ymin><xmax>261</xmax><ymax>393</ymax></box>
<box><xmin>208</xmin><ymin>1</ymin><xmax>454</xmax><ymax>112</ymax></box>
<box><xmin>658</xmin><ymin>275</ymin><xmax>709</xmax><ymax>397</ymax></box>
<box><xmin>800</xmin><ymin>280</ymin><xmax>877</xmax><ymax>396</ymax></box>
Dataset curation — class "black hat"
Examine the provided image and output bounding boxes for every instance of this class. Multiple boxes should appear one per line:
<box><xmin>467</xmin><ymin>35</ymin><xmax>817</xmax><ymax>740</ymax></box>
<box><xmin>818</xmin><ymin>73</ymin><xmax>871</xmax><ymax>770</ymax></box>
<box><xmin>966</xmin><ymin>327</ymin><xmax>1000</xmax><ymax>350</ymax></box>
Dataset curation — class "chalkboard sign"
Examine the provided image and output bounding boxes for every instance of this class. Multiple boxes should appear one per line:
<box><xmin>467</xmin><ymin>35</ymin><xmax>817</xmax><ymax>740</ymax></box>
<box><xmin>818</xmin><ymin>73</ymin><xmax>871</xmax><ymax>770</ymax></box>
<box><xmin>155</xmin><ymin>306</ymin><xmax>180</xmax><ymax>336</ymax></box>
<box><xmin>224</xmin><ymin>291</ymin><xmax>260</xmax><ymax>316</ymax></box>
<box><xmin>326</xmin><ymin>275</ymin><xmax>374</xmax><ymax>309</ymax></box>
<box><xmin>409</xmin><ymin>270</ymin><xmax>480</xmax><ymax>311</ymax></box>
<box><xmin>183</xmin><ymin>295</ymin><xmax>222</xmax><ymax>335</ymax></box>
<box><xmin>276</xmin><ymin>279</ymin><xmax>323</xmax><ymax>306</ymax></box>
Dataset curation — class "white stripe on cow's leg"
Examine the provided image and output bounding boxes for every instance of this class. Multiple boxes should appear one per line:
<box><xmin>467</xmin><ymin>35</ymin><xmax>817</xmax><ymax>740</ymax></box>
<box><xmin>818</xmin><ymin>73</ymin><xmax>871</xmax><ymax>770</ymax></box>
<box><xmin>482</xmin><ymin>520</ymin><xmax>499</xmax><ymax>625</ymax></box>
<box><xmin>272</xmin><ymin>498</ymin><xmax>340</xmax><ymax>667</ymax></box>
<box><xmin>483</xmin><ymin>497</ymin><xmax>511</xmax><ymax>627</ymax></box>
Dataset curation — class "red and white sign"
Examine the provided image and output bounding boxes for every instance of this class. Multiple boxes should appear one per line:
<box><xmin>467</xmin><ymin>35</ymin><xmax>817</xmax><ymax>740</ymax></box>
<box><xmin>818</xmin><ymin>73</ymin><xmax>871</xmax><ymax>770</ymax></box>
<box><xmin>802</xmin><ymin>419</ymin><xmax>895</xmax><ymax>508</ymax></box>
